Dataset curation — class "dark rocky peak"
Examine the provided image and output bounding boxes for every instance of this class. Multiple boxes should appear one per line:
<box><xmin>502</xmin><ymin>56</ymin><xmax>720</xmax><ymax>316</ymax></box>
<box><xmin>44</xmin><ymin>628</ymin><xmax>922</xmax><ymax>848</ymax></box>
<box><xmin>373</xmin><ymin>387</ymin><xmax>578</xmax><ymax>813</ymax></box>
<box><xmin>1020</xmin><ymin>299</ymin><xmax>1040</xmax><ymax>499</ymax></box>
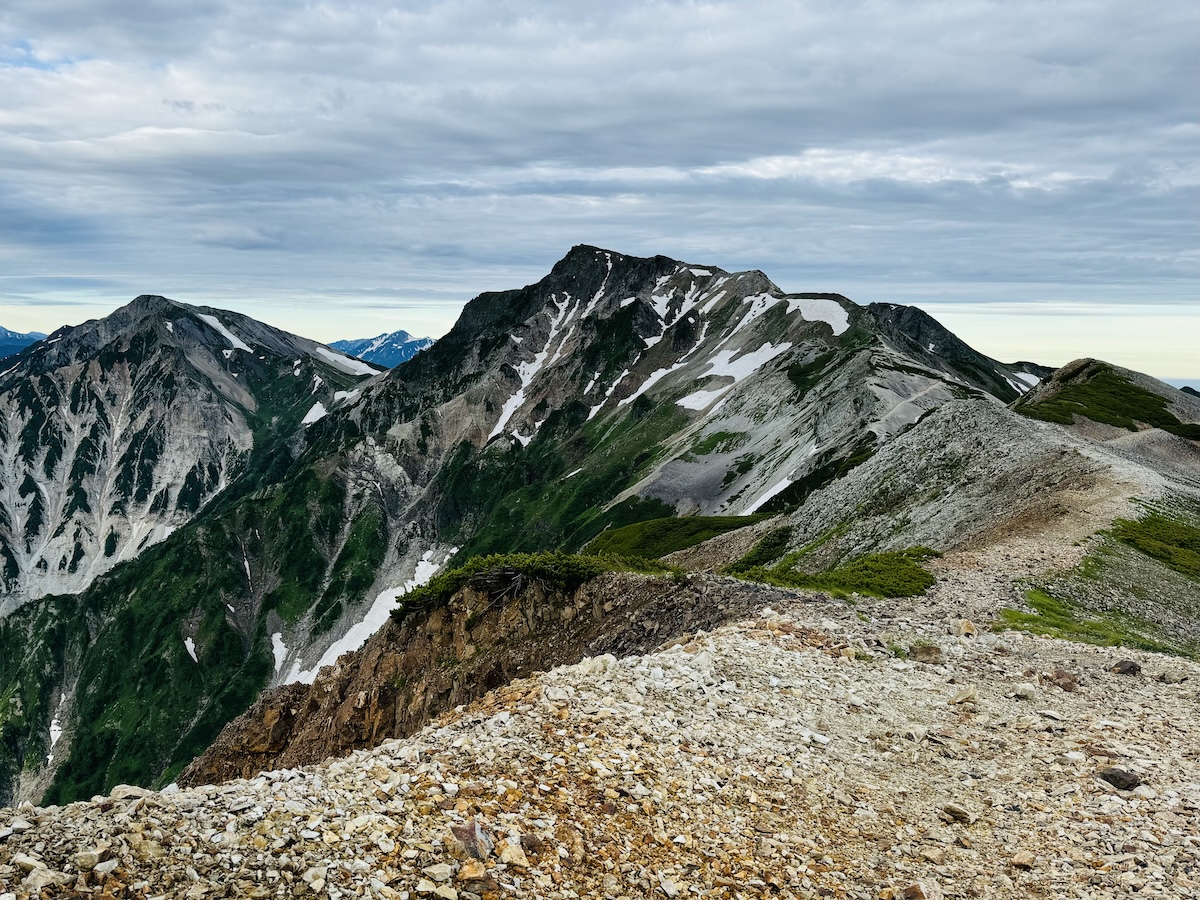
<box><xmin>866</xmin><ymin>302</ymin><xmax>1041</xmax><ymax>402</ymax></box>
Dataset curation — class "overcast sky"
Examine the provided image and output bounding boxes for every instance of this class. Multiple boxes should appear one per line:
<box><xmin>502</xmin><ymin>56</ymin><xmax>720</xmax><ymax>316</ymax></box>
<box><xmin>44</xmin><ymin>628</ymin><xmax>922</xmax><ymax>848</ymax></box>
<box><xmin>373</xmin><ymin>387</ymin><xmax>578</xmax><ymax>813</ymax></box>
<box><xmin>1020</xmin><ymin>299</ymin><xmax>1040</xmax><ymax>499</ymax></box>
<box><xmin>1</xmin><ymin>0</ymin><xmax>1196</xmax><ymax>378</ymax></box>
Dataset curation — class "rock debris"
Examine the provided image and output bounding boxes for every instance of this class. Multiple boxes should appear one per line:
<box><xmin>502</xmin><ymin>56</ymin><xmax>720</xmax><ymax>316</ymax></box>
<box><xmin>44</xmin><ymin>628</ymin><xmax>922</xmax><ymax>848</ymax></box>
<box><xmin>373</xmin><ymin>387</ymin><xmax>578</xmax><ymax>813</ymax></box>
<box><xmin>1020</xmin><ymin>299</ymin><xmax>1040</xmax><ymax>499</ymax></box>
<box><xmin>3</xmin><ymin>590</ymin><xmax>1199</xmax><ymax>899</ymax></box>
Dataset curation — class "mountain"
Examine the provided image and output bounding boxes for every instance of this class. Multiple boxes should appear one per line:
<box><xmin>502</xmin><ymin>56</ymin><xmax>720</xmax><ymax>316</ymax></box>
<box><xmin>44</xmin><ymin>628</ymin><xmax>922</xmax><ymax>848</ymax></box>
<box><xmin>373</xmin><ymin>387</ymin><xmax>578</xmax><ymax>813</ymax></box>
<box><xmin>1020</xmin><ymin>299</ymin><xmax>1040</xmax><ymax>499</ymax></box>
<box><xmin>2</xmin><ymin>246</ymin><xmax>1196</xmax><ymax>811</ymax></box>
<box><xmin>330</xmin><ymin>330</ymin><xmax>435</xmax><ymax>368</ymax></box>
<box><xmin>0</xmin><ymin>327</ymin><xmax>47</xmax><ymax>360</ymax></box>
<box><xmin>0</xmin><ymin>295</ymin><xmax>383</xmax><ymax>614</ymax></box>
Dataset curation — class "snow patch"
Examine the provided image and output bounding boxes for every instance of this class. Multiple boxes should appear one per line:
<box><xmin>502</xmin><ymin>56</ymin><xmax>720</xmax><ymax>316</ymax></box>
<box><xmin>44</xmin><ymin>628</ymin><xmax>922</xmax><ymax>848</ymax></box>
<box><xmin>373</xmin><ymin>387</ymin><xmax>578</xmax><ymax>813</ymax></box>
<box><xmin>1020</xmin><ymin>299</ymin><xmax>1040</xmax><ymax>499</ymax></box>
<box><xmin>197</xmin><ymin>314</ymin><xmax>252</xmax><ymax>352</ymax></box>
<box><xmin>619</xmin><ymin>297</ymin><xmax>637</xmax><ymax>308</ymax></box>
<box><xmin>689</xmin><ymin>268</ymin><xmax>712</xmax><ymax>277</ymax></box>
<box><xmin>315</xmin><ymin>346</ymin><xmax>381</xmax><ymax>377</ymax></box>
<box><xmin>301</xmin><ymin>402</ymin><xmax>327</xmax><ymax>426</ymax></box>
<box><xmin>564</xmin><ymin>468</ymin><xmax>583</xmax><ymax>479</ymax></box>
<box><xmin>1015</xmin><ymin>372</ymin><xmax>1041</xmax><ymax>388</ymax></box>
<box><xmin>675</xmin><ymin>342</ymin><xmax>792</xmax><ymax>412</ymax></box>
<box><xmin>706</xmin><ymin>342</ymin><xmax>792</xmax><ymax>381</ymax></box>
<box><xmin>587</xmin><ymin>369</ymin><xmax>630</xmax><ymax>421</ymax></box>
<box><xmin>286</xmin><ymin>547</ymin><xmax>457</xmax><ymax>685</ymax></box>
<box><xmin>334</xmin><ymin>389</ymin><xmax>361</xmax><ymax>404</ymax></box>
<box><xmin>788</xmin><ymin>297</ymin><xmax>849</xmax><ymax>336</ymax></box>
<box><xmin>165</xmin><ymin>321</ymin><xmax>173</xmax><ymax>334</ymax></box>
<box><xmin>46</xmin><ymin>694</ymin><xmax>64</xmax><ymax>765</ymax></box>
<box><xmin>184</xmin><ymin>637</ymin><xmax>198</xmax><ymax>663</ymax></box>
<box><xmin>743</xmin><ymin>476</ymin><xmax>795</xmax><ymax>514</ymax></box>
<box><xmin>271</xmin><ymin>632</ymin><xmax>288</xmax><ymax>673</ymax></box>
<box><xmin>677</xmin><ymin>387</ymin><xmax>730</xmax><ymax>411</ymax></box>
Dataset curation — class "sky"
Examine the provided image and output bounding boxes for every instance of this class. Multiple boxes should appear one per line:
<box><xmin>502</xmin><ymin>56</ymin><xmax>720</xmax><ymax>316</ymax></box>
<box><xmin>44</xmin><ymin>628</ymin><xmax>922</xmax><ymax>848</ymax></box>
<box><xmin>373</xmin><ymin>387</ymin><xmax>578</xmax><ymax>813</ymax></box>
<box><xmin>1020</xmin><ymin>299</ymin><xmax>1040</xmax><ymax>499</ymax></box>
<box><xmin>1</xmin><ymin>1</ymin><xmax>1197</xmax><ymax>379</ymax></box>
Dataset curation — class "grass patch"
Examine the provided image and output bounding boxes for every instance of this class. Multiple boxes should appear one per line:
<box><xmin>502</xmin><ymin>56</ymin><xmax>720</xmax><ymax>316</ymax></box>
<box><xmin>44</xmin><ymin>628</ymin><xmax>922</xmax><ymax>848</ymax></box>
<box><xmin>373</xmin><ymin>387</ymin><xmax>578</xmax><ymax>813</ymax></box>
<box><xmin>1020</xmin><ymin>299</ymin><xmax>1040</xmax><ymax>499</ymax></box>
<box><xmin>1016</xmin><ymin>362</ymin><xmax>1200</xmax><ymax>439</ymax></box>
<box><xmin>587</xmin><ymin>515</ymin><xmax>767</xmax><ymax>560</ymax></box>
<box><xmin>732</xmin><ymin>547</ymin><xmax>939</xmax><ymax>598</ymax></box>
<box><xmin>725</xmin><ymin>526</ymin><xmax>793</xmax><ymax>574</ymax></box>
<box><xmin>689</xmin><ymin>431</ymin><xmax>748</xmax><ymax>456</ymax></box>
<box><xmin>1110</xmin><ymin>513</ymin><xmax>1200</xmax><ymax>580</ymax></box>
<box><xmin>391</xmin><ymin>551</ymin><xmax>670</xmax><ymax>621</ymax></box>
<box><xmin>996</xmin><ymin>588</ymin><xmax>1184</xmax><ymax>655</ymax></box>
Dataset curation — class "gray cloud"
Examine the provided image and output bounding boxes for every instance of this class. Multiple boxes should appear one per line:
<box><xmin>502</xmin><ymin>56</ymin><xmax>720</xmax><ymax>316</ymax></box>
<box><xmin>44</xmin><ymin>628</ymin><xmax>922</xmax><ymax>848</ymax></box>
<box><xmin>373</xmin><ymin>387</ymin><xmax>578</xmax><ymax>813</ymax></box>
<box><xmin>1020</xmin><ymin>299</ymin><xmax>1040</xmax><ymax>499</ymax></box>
<box><xmin>0</xmin><ymin>0</ymin><xmax>1195</xmax><ymax>373</ymax></box>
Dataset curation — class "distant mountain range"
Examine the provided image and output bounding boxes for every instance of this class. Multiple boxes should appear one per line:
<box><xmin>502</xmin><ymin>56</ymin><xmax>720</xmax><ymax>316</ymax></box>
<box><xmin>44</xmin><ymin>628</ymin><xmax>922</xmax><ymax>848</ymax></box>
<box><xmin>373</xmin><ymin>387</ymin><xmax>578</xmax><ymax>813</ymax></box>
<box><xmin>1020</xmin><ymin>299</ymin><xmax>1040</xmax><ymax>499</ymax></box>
<box><xmin>0</xmin><ymin>327</ymin><xmax>47</xmax><ymax>360</ymax></box>
<box><xmin>331</xmin><ymin>330</ymin><xmax>435</xmax><ymax>367</ymax></box>
<box><xmin>0</xmin><ymin>245</ymin><xmax>1197</xmax><ymax>811</ymax></box>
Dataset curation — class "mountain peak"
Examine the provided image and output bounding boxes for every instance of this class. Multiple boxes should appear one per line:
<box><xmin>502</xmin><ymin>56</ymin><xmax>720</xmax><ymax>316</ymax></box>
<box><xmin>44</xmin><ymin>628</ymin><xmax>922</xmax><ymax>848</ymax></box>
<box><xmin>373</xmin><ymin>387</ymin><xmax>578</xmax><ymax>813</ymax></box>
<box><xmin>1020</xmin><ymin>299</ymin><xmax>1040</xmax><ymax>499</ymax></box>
<box><xmin>330</xmin><ymin>330</ymin><xmax>434</xmax><ymax>368</ymax></box>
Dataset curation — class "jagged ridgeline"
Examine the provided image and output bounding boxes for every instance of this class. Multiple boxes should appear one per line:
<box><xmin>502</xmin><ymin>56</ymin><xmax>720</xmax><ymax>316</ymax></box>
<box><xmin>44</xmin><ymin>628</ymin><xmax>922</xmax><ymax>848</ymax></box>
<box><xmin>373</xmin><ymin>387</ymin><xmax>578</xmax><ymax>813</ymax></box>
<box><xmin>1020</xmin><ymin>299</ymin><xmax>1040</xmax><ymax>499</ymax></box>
<box><xmin>0</xmin><ymin>246</ymin><xmax>1051</xmax><ymax>805</ymax></box>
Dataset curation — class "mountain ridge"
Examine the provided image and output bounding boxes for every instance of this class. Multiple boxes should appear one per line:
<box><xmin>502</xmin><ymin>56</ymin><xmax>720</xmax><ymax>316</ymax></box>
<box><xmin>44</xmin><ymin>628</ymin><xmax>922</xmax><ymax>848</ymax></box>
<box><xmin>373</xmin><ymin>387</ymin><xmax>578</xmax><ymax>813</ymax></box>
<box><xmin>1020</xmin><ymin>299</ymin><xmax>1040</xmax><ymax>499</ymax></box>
<box><xmin>0</xmin><ymin>326</ymin><xmax>46</xmax><ymax>361</ymax></box>
<box><xmin>0</xmin><ymin>246</ymin><xmax>1194</xmax><ymax>810</ymax></box>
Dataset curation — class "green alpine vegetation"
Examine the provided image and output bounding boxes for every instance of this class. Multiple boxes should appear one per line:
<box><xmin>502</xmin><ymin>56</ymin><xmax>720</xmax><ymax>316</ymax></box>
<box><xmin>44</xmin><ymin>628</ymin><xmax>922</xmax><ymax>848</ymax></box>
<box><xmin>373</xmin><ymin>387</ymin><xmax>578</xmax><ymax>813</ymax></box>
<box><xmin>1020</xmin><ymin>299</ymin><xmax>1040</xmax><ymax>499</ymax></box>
<box><xmin>391</xmin><ymin>551</ymin><xmax>672</xmax><ymax>621</ymax></box>
<box><xmin>724</xmin><ymin>525</ymin><xmax>794</xmax><ymax>574</ymax></box>
<box><xmin>997</xmin><ymin>588</ymin><xmax>1188</xmax><ymax>657</ymax></box>
<box><xmin>1110</xmin><ymin>513</ymin><xmax>1200</xmax><ymax>581</ymax></box>
<box><xmin>996</xmin><ymin>505</ymin><xmax>1200</xmax><ymax>658</ymax></box>
<box><xmin>730</xmin><ymin>546</ymin><xmax>939</xmax><ymax>598</ymax></box>
<box><xmin>1016</xmin><ymin>362</ymin><xmax>1200</xmax><ymax>439</ymax></box>
<box><xmin>586</xmin><ymin>515</ymin><xmax>768</xmax><ymax>560</ymax></box>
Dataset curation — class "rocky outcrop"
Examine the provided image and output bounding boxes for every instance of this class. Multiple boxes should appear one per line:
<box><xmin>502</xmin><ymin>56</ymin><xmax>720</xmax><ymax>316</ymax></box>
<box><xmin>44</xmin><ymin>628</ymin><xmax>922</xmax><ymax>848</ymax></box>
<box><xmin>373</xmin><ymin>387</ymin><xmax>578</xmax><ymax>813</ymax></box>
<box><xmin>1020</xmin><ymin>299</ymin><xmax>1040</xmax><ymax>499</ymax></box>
<box><xmin>180</xmin><ymin>571</ymin><xmax>798</xmax><ymax>785</ymax></box>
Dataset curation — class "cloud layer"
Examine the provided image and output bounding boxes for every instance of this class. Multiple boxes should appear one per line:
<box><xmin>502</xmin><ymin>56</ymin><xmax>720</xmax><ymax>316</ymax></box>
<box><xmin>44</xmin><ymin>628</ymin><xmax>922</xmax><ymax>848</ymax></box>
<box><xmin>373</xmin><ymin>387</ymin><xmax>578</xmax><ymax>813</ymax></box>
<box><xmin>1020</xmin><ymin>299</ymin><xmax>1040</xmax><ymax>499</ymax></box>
<box><xmin>1</xmin><ymin>1</ymin><xmax>1196</xmax><ymax>373</ymax></box>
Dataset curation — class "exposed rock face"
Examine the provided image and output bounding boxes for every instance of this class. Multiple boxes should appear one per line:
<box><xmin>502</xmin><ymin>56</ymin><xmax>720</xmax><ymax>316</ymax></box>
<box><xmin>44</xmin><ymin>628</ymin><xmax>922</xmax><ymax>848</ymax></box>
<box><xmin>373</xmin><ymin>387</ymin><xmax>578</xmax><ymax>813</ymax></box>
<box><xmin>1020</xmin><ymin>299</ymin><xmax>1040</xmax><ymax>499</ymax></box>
<box><xmin>0</xmin><ymin>297</ymin><xmax>384</xmax><ymax>803</ymax></box>
<box><xmin>0</xmin><ymin>295</ymin><xmax>379</xmax><ymax>613</ymax></box>
<box><xmin>180</xmin><ymin>571</ymin><xmax>791</xmax><ymax>785</ymax></box>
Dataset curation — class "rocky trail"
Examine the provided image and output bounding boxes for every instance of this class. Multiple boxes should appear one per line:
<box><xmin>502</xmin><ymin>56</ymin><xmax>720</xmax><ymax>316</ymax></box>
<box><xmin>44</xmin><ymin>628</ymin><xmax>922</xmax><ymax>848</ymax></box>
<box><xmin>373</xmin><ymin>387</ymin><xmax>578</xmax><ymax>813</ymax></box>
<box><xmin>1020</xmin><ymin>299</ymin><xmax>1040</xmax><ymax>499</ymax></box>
<box><xmin>2</xmin><ymin>569</ymin><xmax>1197</xmax><ymax>899</ymax></box>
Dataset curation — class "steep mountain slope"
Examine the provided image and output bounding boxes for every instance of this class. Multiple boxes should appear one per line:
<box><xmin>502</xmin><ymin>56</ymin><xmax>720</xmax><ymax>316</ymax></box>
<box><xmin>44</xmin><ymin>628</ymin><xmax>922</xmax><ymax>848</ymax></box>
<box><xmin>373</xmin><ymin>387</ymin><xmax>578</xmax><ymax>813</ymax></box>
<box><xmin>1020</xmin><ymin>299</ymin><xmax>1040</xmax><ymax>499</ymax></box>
<box><xmin>0</xmin><ymin>296</ymin><xmax>381</xmax><ymax>614</ymax></box>
<box><xmin>331</xmin><ymin>331</ymin><xmax>435</xmax><ymax>368</ymax></box>
<box><xmin>320</xmin><ymin>247</ymin><xmax>1047</xmax><ymax>564</ymax></box>
<box><xmin>0</xmin><ymin>327</ymin><xmax>46</xmax><ymax>360</ymax></box>
<box><xmin>0</xmin><ymin>246</ymin><xmax>1059</xmax><ymax>806</ymax></box>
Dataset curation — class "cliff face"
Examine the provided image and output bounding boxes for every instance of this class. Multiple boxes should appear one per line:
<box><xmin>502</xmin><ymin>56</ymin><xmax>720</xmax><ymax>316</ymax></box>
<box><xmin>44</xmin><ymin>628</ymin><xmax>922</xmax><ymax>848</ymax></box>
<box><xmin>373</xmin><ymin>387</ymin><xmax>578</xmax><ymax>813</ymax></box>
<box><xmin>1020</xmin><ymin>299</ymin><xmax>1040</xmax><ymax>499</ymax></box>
<box><xmin>180</xmin><ymin>570</ymin><xmax>792</xmax><ymax>785</ymax></box>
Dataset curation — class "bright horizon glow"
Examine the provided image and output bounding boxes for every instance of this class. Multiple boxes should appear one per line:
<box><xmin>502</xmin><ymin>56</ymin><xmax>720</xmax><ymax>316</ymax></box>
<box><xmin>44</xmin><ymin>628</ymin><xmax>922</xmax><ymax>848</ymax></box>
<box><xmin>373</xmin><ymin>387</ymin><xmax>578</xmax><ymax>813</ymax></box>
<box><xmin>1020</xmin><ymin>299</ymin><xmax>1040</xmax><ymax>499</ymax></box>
<box><xmin>1</xmin><ymin>275</ymin><xmax>1195</xmax><ymax>384</ymax></box>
